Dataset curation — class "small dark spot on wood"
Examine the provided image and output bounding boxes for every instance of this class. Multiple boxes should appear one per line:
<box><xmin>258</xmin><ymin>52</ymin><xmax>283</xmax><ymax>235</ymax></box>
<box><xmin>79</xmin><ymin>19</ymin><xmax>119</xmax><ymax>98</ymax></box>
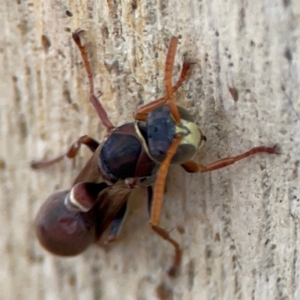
<box><xmin>68</xmin><ymin>274</ymin><xmax>76</xmax><ymax>286</ymax></box>
<box><xmin>214</xmin><ymin>232</ymin><xmax>220</xmax><ymax>241</ymax></box>
<box><xmin>104</xmin><ymin>60</ymin><xmax>120</xmax><ymax>74</ymax></box>
<box><xmin>12</xmin><ymin>75</ymin><xmax>21</xmax><ymax>104</ymax></box>
<box><xmin>176</xmin><ymin>226</ymin><xmax>185</xmax><ymax>234</ymax></box>
<box><xmin>250</xmin><ymin>40</ymin><xmax>255</xmax><ymax>47</ymax></box>
<box><xmin>16</xmin><ymin>0</ymin><xmax>21</xmax><ymax>4</ymax></box>
<box><xmin>284</xmin><ymin>48</ymin><xmax>292</xmax><ymax>62</ymax></box>
<box><xmin>63</xmin><ymin>88</ymin><xmax>72</xmax><ymax>104</ymax></box>
<box><xmin>187</xmin><ymin>259</ymin><xmax>195</xmax><ymax>289</ymax></box>
<box><xmin>207</xmin><ymin>267</ymin><xmax>212</xmax><ymax>276</ymax></box>
<box><xmin>245</xmin><ymin>89</ymin><xmax>251</xmax><ymax>93</ymax></box>
<box><xmin>71</xmin><ymin>103</ymin><xmax>79</xmax><ymax>112</ymax></box>
<box><xmin>17</xmin><ymin>20</ymin><xmax>29</xmax><ymax>35</ymax></box>
<box><xmin>228</xmin><ymin>86</ymin><xmax>239</xmax><ymax>101</ymax></box>
<box><xmin>271</xmin><ymin>244</ymin><xmax>276</xmax><ymax>250</ymax></box>
<box><xmin>19</xmin><ymin>115</ymin><xmax>28</xmax><ymax>139</ymax></box>
<box><xmin>65</xmin><ymin>27</ymin><xmax>71</xmax><ymax>32</ymax></box>
<box><xmin>26</xmin><ymin>246</ymin><xmax>41</xmax><ymax>264</ymax></box>
<box><xmin>239</xmin><ymin>8</ymin><xmax>245</xmax><ymax>31</ymax></box>
<box><xmin>292</xmin><ymin>160</ymin><xmax>299</xmax><ymax>179</ymax></box>
<box><xmin>281</xmin><ymin>84</ymin><xmax>285</xmax><ymax>91</ymax></box>
<box><xmin>228</xmin><ymin>62</ymin><xmax>234</xmax><ymax>67</ymax></box>
<box><xmin>282</xmin><ymin>0</ymin><xmax>291</xmax><ymax>7</ymax></box>
<box><xmin>159</xmin><ymin>1</ymin><xmax>167</xmax><ymax>12</ymax></box>
<box><xmin>265</xmin><ymin>239</ymin><xmax>270</xmax><ymax>246</ymax></box>
<box><xmin>101</xmin><ymin>25</ymin><xmax>109</xmax><ymax>39</ymax></box>
<box><xmin>205</xmin><ymin>247</ymin><xmax>212</xmax><ymax>259</ymax></box>
<box><xmin>215</xmin><ymin>30</ymin><xmax>219</xmax><ymax>37</ymax></box>
<box><xmin>293</xmin><ymin>164</ymin><xmax>299</xmax><ymax>179</ymax></box>
<box><xmin>41</xmin><ymin>35</ymin><xmax>51</xmax><ymax>52</ymax></box>
<box><xmin>156</xmin><ymin>282</ymin><xmax>173</xmax><ymax>300</ymax></box>
<box><xmin>131</xmin><ymin>0</ymin><xmax>137</xmax><ymax>10</ymax></box>
<box><xmin>57</xmin><ymin>49</ymin><xmax>66</xmax><ymax>59</ymax></box>
<box><xmin>0</xmin><ymin>158</ymin><xmax>6</xmax><ymax>169</ymax></box>
<box><xmin>66</xmin><ymin>10</ymin><xmax>73</xmax><ymax>17</ymax></box>
<box><xmin>5</xmin><ymin>241</ymin><xmax>13</xmax><ymax>253</ymax></box>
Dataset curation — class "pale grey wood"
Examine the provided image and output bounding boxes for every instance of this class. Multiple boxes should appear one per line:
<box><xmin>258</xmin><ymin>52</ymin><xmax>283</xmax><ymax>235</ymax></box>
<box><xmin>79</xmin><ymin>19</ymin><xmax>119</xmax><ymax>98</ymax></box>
<box><xmin>0</xmin><ymin>0</ymin><xmax>299</xmax><ymax>299</ymax></box>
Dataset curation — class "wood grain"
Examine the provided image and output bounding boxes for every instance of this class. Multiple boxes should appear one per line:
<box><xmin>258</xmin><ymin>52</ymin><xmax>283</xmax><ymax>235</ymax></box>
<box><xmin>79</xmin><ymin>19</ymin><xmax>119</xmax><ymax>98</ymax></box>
<box><xmin>0</xmin><ymin>0</ymin><xmax>299</xmax><ymax>299</ymax></box>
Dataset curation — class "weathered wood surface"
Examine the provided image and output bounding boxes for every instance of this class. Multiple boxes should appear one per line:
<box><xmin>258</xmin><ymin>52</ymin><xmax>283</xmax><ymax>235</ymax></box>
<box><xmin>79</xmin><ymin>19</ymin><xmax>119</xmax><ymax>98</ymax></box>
<box><xmin>0</xmin><ymin>0</ymin><xmax>299</xmax><ymax>299</ymax></box>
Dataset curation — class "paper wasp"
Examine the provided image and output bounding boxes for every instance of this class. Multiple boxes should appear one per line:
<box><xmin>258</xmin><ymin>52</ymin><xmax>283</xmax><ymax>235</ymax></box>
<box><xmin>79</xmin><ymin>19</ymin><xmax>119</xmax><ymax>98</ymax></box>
<box><xmin>32</xmin><ymin>30</ymin><xmax>279</xmax><ymax>276</ymax></box>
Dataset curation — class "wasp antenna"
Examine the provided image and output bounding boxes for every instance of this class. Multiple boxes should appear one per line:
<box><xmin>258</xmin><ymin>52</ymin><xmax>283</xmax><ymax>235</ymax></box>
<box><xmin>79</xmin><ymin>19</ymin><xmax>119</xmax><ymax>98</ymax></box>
<box><xmin>151</xmin><ymin>134</ymin><xmax>182</xmax><ymax>225</ymax></box>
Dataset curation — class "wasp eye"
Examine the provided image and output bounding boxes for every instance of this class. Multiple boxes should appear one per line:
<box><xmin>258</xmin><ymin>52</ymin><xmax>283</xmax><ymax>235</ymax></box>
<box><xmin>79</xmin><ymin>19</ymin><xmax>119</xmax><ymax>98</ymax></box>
<box><xmin>35</xmin><ymin>190</ymin><xmax>97</xmax><ymax>256</ymax></box>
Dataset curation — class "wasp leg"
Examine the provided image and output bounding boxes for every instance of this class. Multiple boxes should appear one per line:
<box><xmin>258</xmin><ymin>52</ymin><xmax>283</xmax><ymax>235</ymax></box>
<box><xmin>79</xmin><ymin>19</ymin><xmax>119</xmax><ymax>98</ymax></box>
<box><xmin>164</xmin><ymin>37</ymin><xmax>181</xmax><ymax>124</ymax></box>
<box><xmin>72</xmin><ymin>30</ymin><xmax>114</xmax><ymax>131</ymax></box>
<box><xmin>151</xmin><ymin>226</ymin><xmax>182</xmax><ymax>277</ymax></box>
<box><xmin>134</xmin><ymin>54</ymin><xmax>192</xmax><ymax>121</ymax></box>
<box><xmin>106</xmin><ymin>201</ymin><xmax>128</xmax><ymax>243</ymax></box>
<box><xmin>181</xmin><ymin>145</ymin><xmax>280</xmax><ymax>173</ymax></box>
<box><xmin>150</xmin><ymin>135</ymin><xmax>182</xmax><ymax>277</ymax></box>
<box><xmin>31</xmin><ymin>135</ymin><xmax>99</xmax><ymax>169</ymax></box>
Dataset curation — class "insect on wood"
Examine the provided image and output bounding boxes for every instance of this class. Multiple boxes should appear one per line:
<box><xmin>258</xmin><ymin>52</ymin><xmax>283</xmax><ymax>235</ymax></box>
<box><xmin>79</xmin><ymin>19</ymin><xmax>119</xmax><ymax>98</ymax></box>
<box><xmin>31</xmin><ymin>30</ymin><xmax>279</xmax><ymax>277</ymax></box>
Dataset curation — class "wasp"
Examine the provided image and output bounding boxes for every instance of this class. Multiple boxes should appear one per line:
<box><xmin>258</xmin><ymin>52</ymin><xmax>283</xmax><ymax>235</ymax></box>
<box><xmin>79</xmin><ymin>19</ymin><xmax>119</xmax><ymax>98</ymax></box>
<box><xmin>32</xmin><ymin>30</ymin><xmax>279</xmax><ymax>276</ymax></box>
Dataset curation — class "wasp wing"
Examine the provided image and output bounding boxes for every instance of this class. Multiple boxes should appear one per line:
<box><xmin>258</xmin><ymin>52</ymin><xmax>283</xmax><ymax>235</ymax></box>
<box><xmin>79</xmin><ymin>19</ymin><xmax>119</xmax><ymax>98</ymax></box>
<box><xmin>94</xmin><ymin>180</ymin><xmax>131</xmax><ymax>241</ymax></box>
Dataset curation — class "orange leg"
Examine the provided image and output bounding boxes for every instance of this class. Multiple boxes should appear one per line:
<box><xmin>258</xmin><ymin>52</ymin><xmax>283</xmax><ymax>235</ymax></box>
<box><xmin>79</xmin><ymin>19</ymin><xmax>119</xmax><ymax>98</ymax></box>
<box><xmin>72</xmin><ymin>30</ymin><xmax>114</xmax><ymax>131</ymax></box>
<box><xmin>150</xmin><ymin>135</ymin><xmax>183</xmax><ymax>276</ymax></box>
<box><xmin>31</xmin><ymin>135</ymin><xmax>99</xmax><ymax>169</ymax></box>
<box><xmin>164</xmin><ymin>37</ymin><xmax>181</xmax><ymax>124</ymax></box>
<box><xmin>134</xmin><ymin>49</ymin><xmax>192</xmax><ymax>122</ymax></box>
<box><xmin>181</xmin><ymin>145</ymin><xmax>280</xmax><ymax>173</ymax></box>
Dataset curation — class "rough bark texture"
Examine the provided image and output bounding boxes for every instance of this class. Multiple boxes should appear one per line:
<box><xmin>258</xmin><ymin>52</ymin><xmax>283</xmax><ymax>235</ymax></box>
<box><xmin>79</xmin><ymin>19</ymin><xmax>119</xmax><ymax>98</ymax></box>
<box><xmin>0</xmin><ymin>0</ymin><xmax>299</xmax><ymax>299</ymax></box>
